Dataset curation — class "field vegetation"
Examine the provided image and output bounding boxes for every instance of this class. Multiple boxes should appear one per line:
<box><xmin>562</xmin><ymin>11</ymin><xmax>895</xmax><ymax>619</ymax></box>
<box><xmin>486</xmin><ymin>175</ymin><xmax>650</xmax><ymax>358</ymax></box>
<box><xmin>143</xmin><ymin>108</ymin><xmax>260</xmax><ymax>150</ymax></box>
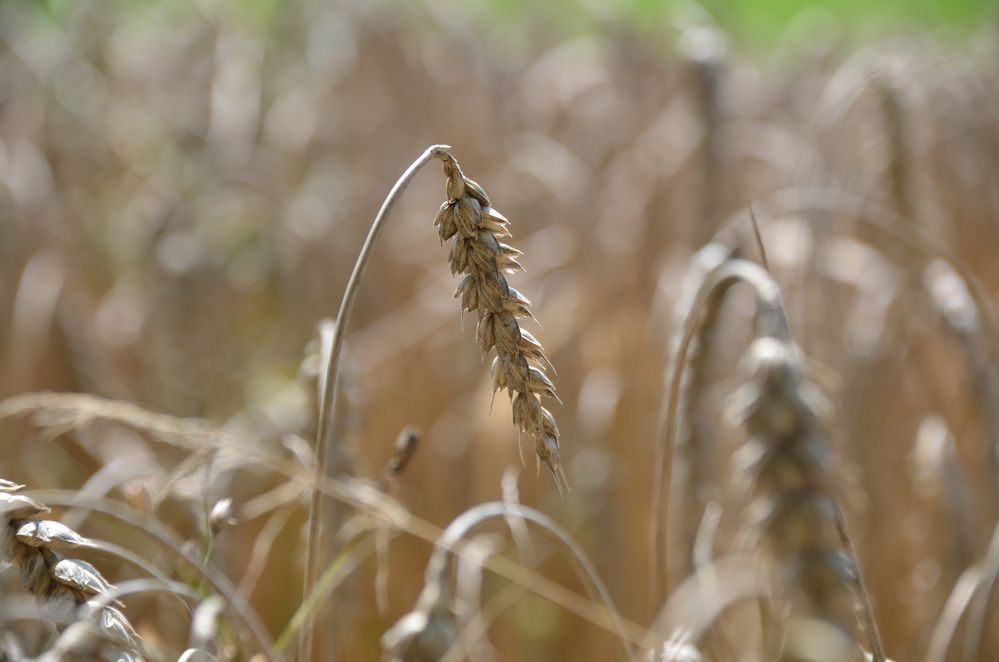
<box><xmin>2</xmin><ymin>1</ymin><xmax>999</xmax><ymax>660</ymax></box>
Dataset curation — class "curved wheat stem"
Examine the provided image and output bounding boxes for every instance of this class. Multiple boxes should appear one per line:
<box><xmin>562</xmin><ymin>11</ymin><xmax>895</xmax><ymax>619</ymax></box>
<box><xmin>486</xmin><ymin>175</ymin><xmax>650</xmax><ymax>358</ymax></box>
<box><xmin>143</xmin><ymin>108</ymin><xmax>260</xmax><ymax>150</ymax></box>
<box><xmin>382</xmin><ymin>501</ymin><xmax>636</xmax><ymax>661</ymax></box>
<box><xmin>668</xmin><ymin>241</ymin><xmax>737</xmax><ymax>585</ymax></box>
<box><xmin>651</xmin><ymin>257</ymin><xmax>885</xmax><ymax>659</ymax></box>
<box><xmin>300</xmin><ymin>144</ymin><xmax>453</xmax><ymax>659</ymax></box>
<box><xmin>651</xmin><ymin>258</ymin><xmax>789</xmax><ymax>607</ymax></box>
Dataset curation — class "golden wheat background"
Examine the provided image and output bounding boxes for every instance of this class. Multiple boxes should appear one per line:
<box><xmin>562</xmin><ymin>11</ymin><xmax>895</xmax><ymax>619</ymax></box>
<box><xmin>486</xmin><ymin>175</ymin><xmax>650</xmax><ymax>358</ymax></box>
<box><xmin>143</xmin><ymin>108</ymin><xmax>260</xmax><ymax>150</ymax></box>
<box><xmin>2</xmin><ymin>0</ymin><xmax>999</xmax><ymax>660</ymax></box>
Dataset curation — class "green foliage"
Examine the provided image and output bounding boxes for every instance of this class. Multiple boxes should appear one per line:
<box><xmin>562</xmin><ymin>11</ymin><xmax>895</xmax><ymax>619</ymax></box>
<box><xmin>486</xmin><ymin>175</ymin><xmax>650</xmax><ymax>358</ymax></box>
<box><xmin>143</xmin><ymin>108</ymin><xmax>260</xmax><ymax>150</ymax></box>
<box><xmin>473</xmin><ymin>0</ymin><xmax>997</xmax><ymax>49</ymax></box>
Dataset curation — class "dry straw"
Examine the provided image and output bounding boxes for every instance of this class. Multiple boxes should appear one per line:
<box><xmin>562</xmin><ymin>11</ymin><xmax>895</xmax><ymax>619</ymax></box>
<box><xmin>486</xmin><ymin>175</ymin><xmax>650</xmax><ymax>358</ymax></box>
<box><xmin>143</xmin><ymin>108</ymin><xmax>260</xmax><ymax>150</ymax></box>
<box><xmin>381</xmin><ymin>501</ymin><xmax>634</xmax><ymax>662</ymax></box>
<box><xmin>668</xmin><ymin>240</ymin><xmax>737</xmax><ymax>582</ymax></box>
<box><xmin>0</xmin><ymin>391</ymin><xmax>279</xmax><ymax>658</ymax></box>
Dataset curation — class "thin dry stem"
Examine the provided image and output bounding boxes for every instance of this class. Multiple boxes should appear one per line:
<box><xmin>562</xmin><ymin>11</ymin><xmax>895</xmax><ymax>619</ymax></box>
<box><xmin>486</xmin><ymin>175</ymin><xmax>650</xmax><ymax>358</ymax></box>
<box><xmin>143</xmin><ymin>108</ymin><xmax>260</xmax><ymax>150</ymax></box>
<box><xmin>5</xmin><ymin>390</ymin><xmax>649</xmax><ymax>649</ymax></box>
<box><xmin>718</xmin><ymin>188</ymin><xmax>999</xmax><ymax>344</ymax></box>
<box><xmin>300</xmin><ymin>144</ymin><xmax>452</xmax><ymax>659</ymax></box>
<box><xmin>670</xmin><ymin>242</ymin><xmax>734</xmax><ymax>583</ymax></box>
<box><xmin>925</xmin><ymin>565</ymin><xmax>981</xmax><ymax>662</ymax></box>
<box><xmin>961</xmin><ymin>513</ymin><xmax>999</xmax><ymax>662</ymax></box>
<box><xmin>0</xmin><ymin>391</ymin><xmax>223</xmax><ymax>448</ymax></box>
<box><xmin>646</xmin><ymin>554</ymin><xmax>768</xmax><ymax>651</ymax></box>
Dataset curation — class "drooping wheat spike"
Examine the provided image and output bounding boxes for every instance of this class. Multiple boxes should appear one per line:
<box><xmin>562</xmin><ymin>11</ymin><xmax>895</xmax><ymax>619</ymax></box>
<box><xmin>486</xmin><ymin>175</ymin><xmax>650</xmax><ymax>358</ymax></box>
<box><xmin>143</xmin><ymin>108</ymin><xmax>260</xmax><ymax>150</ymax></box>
<box><xmin>0</xmin><ymin>479</ymin><xmax>143</xmax><ymax>661</ymax></box>
<box><xmin>730</xmin><ymin>337</ymin><xmax>884</xmax><ymax>661</ymax></box>
<box><xmin>435</xmin><ymin>152</ymin><xmax>566</xmax><ymax>492</ymax></box>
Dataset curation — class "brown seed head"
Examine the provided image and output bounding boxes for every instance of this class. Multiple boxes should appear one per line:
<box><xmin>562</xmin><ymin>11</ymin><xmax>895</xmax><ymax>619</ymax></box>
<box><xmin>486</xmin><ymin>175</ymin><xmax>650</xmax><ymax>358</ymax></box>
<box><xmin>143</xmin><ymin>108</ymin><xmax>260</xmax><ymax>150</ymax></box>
<box><xmin>435</xmin><ymin>151</ymin><xmax>565</xmax><ymax>489</ymax></box>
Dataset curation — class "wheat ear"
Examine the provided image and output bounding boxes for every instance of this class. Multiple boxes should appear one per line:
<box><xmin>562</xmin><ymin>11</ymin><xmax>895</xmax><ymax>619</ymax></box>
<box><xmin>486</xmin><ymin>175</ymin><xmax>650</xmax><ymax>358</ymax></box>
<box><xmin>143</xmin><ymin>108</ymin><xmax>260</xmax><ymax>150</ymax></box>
<box><xmin>713</xmin><ymin>261</ymin><xmax>884</xmax><ymax>660</ymax></box>
<box><xmin>435</xmin><ymin>152</ymin><xmax>566</xmax><ymax>492</ymax></box>
<box><xmin>731</xmin><ymin>336</ymin><xmax>873</xmax><ymax>659</ymax></box>
<box><xmin>0</xmin><ymin>479</ymin><xmax>143</xmax><ymax>661</ymax></box>
<box><xmin>302</xmin><ymin>145</ymin><xmax>564</xmax><ymax>655</ymax></box>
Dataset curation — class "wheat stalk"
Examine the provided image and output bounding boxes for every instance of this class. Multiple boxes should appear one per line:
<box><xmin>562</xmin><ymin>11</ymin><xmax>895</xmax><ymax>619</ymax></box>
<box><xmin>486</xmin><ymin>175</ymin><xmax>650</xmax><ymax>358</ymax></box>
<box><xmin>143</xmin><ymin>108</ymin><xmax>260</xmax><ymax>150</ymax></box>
<box><xmin>877</xmin><ymin>71</ymin><xmax>915</xmax><ymax>221</ymax></box>
<box><xmin>301</xmin><ymin>144</ymin><xmax>564</xmax><ymax>654</ymax></box>
<box><xmin>668</xmin><ymin>240</ymin><xmax>737</xmax><ymax>585</ymax></box>
<box><xmin>299</xmin><ymin>144</ymin><xmax>453</xmax><ymax>658</ymax></box>
<box><xmin>435</xmin><ymin>152</ymin><xmax>566</xmax><ymax>492</ymax></box>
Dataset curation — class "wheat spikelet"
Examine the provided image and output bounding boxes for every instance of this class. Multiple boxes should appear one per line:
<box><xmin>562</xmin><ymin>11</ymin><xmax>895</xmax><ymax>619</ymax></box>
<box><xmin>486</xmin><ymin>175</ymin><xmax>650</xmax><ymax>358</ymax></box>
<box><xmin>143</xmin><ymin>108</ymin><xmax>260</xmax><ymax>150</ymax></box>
<box><xmin>0</xmin><ymin>479</ymin><xmax>143</xmax><ymax>661</ymax></box>
<box><xmin>435</xmin><ymin>152</ymin><xmax>566</xmax><ymax>492</ymax></box>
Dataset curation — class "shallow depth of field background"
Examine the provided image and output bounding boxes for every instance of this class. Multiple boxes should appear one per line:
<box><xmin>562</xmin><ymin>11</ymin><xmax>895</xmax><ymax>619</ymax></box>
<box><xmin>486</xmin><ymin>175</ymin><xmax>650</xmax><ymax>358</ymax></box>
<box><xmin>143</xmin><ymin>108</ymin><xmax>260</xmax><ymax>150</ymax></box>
<box><xmin>2</xmin><ymin>0</ymin><xmax>999</xmax><ymax>659</ymax></box>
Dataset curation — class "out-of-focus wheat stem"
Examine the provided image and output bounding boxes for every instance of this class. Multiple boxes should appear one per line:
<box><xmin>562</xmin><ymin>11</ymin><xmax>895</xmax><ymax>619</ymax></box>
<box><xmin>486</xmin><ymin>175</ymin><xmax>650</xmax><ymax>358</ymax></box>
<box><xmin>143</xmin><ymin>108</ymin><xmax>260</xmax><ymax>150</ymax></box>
<box><xmin>651</xmin><ymin>259</ymin><xmax>789</xmax><ymax>609</ymax></box>
<box><xmin>278</xmin><ymin>533</ymin><xmax>376</xmax><ymax>655</ymax></box>
<box><xmin>3</xmin><ymin>391</ymin><xmax>638</xmax><ymax>650</ymax></box>
<box><xmin>670</xmin><ymin>242</ymin><xmax>733</xmax><ymax>584</ymax></box>
<box><xmin>683</xmin><ymin>27</ymin><xmax>727</xmax><ymax>246</ymax></box>
<box><xmin>961</xmin><ymin>515</ymin><xmax>999</xmax><ymax>662</ymax></box>
<box><xmin>925</xmin><ymin>565</ymin><xmax>981</xmax><ymax>662</ymax></box>
<box><xmin>718</xmin><ymin>189</ymin><xmax>999</xmax><ymax>342</ymax></box>
<box><xmin>879</xmin><ymin>74</ymin><xmax>914</xmax><ymax>221</ymax></box>
<box><xmin>300</xmin><ymin>144</ymin><xmax>453</xmax><ymax>660</ymax></box>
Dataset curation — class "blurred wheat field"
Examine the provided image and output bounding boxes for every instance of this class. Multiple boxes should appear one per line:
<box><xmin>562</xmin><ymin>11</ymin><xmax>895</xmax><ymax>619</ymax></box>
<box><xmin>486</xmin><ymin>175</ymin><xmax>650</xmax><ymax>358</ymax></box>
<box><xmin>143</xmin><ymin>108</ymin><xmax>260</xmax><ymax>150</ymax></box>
<box><xmin>2</xmin><ymin>0</ymin><xmax>999</xmax><ymax>660</ymax></box>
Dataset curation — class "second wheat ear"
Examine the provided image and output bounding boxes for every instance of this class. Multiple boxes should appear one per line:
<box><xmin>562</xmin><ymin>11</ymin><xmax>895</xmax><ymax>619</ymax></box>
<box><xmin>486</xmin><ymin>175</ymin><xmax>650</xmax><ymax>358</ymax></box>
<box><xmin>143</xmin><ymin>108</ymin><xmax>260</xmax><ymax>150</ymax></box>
<box><xmin>435</xmin><ymin>152</ymin><xmax>567</xmax><ymax>494</ymax></box>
